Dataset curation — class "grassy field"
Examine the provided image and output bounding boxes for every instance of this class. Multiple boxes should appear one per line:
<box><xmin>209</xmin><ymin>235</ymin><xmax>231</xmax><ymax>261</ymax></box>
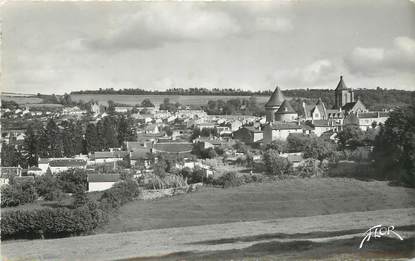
<box><xmin>100</xmin><ymin>178</ymin><xmax>415</xmax><ymax>234</ymax></box>
<box><xmin>70</xmin><ymin>94</ymin><xmax>270</xmax><ymax>106</ymax></box>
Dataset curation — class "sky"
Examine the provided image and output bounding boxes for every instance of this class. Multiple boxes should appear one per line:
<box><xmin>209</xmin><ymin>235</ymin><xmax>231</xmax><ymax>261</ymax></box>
<box><xmin>1</xmin><ymin>0</ymin><xmax>415</xmax><ymax>94</ymax></box>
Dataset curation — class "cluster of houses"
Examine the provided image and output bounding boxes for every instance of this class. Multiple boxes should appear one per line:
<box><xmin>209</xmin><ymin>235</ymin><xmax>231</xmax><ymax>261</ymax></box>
<box><xmin>1</xmin><ymin>75</ymin><xmax>390</xmax><ymax>192</ymax></box>
<box><xmin>262</xmin><ymin>76</ymin><xmax>389</xmax><ymax>144</ymax></box>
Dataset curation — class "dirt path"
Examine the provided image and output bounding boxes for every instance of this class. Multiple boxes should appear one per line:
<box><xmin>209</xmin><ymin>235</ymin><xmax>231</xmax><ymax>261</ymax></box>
<box><xmin>2</xmin><ymin>207</ymin><xmax>414</xmax><ymax>261</ymax></box>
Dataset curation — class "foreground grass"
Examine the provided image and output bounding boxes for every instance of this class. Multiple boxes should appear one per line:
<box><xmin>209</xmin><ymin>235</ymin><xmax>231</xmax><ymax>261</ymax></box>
<box><xmin>100</xmin><ymin>178</ymin><xmax>415</xmax><ymax>234</ymax></box>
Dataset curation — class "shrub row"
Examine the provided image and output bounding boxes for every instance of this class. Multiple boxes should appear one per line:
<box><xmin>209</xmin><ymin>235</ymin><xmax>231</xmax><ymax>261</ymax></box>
<box><xmin>99</xmin><ymin>179</ymin><xmax>141</xmax><ymax>211</ymax></box>
<box><xmin>1</xmin><ymin>201</ymin><xmax>108</xmax><ymax>240</ymax></box>
<box><xmin>2</xmin><ymin>179</ymin><xmax>140</xmax><ymax>240</ymax></box>
<box><xmin>205</xmin><ymin>172</ymin><xmax>264</xmax><ymax>188</ymax></box>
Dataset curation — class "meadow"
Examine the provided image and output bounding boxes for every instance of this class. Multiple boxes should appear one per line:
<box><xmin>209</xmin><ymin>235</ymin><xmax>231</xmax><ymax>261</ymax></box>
<box><xmin>70</xmin><ymin>94</ymin><xmax>270</xmax><ymax>106</ymax></box>
<box><xmin>100</xmin><ymin>178</ymin><xmax>415</xmax><ymax>234</ymax></box>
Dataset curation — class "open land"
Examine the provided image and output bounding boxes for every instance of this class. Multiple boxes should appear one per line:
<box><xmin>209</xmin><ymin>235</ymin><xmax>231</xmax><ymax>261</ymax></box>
<box><xmin>2</xmin><ymin>178</ymin><xmax>415</xmax><ymax>260</ymax></box>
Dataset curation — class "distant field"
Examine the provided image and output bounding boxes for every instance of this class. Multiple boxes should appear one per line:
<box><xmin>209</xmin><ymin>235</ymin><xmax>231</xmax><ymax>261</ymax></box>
<box><xmin>100</xmin><ymin>178</ymin><xmax>415</xmax><ymax>234</ymax></box>
<box><xmin>70</xmin><ymin>94</ymin><xmax>270</xmax><ymax>106</ymax></box>
<box><xmin>1</xmin><ymin>95</ymin><xmax>43</xmax><ymax>104</ymax></box>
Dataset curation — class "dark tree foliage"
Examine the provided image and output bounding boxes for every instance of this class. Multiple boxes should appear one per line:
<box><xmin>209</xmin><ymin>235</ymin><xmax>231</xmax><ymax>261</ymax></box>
<box><xmin>56</xmin><ymin>169</ymin><xmax>88</xmax><ymax>193</ymax></box>
<box><xmin>372</xmin><ymin>106</ymin><xmax>415</xmax><ymax>186</ymax></box>
<box><xmin>140</xmin><ymin>98</ymin><xmax>155</xmax><ymax>107</ymax></box>
<box><xmin>1</xmin><ymin>179</ymin><xmax>37</xmax><ymax>207</ymax></box>
<box><xmin>263</xmin><ymin>149</ymin><xmax>292</xmax><ymax>177</ymax></box>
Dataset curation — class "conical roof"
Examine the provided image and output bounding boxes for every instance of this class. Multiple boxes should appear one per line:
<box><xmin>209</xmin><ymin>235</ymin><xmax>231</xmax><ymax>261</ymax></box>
<box><xmin>265</xmin><ymin>86</ymin><xmax>285</xmax><ymax>107</ymax></box>
<box><xmin>335</xmin><ymin>75</ymin><xmax>348</xmax><ymax>91</ymax></box>
<box><xmin>276</xmin><ymin>100</ymin><xmax>296</xmax><ymax>114</ymax></box>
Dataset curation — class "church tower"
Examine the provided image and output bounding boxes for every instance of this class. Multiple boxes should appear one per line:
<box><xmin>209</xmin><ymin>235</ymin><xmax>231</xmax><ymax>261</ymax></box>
<box><xmin>265</xmin><ymin>86</ymin><xmax>285</xmax><ymax>122</ymax></box>
<box><xmin>334</xmin><ymin>75</ymin><xmax>354</xmax><ymax>109</ymax></box>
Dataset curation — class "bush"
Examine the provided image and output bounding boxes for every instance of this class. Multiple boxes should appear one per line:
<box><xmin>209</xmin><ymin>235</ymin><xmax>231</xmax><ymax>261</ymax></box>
<box><xmin>99</xmin><ymin>179</ymin><xmax>140</xmax><ymax>210</ymax></box>
<box><xmin>56</xmin><ymin>169</ymin><xmax>88</xmax><ymax>193</ymax></box>
<box><xmin>1</xmin><ymin>180</ymin><xmax>37</xmax><ymax>208</ymax></box>
<box><xmin>1</xmin><ymin>203</ymin><xmax>108</xmax><ymax>240</ymax></box>
<box><xmin>217</xmin><ymin>172</ymin><xmax>243</xmax><ymax>188</ymax></box>
<box><xmin>35</xmin><ymin>174</ymin><xmax>65</xmax><ymax>201</ymax></box>
<box><xmin>263</xmin><ymin>149</ymin><xmax>292</xmax><ymax>177</ymax></box>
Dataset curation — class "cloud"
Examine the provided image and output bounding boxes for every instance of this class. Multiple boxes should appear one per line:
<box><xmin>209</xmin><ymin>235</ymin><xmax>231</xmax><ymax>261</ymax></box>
<box><xmin>274</xmin><ymin>59</ymin><xmax>338</xmax><ymax>87</ymax></box>
<box><xmin>86</xmin><ymin>5</ymin><xmax>241</xmax><ymax>50</ymax></box>
<box><xmin>255</xmin><ymin>17</ymin><xmax>293</xmax><ymax>33</ymax></box>
<box><xmin>344</xmin><ymin>36</ymin><xmax>415</xmax><ymax>76</ymax></box>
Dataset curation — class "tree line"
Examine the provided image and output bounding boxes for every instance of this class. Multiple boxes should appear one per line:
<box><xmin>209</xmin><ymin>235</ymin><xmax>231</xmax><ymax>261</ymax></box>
<box><xmin>1</xmin><ymin>115</ymin><xmax>136</xmax><ymax>168</ymax></box>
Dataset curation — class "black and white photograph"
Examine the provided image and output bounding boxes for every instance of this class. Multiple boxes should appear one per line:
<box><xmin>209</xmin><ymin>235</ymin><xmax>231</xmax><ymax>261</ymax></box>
<box><xmin>1</xmin><ymin>0</ymin><xmax>414</xmax><ymax>260</ymax></box>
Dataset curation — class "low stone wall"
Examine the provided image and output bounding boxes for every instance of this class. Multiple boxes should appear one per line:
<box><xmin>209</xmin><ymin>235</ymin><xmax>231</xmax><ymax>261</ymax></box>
<box><xmin>140</xmin><ymin>183</ymin><xmax>203</xmax><ymax>200</ymax></box>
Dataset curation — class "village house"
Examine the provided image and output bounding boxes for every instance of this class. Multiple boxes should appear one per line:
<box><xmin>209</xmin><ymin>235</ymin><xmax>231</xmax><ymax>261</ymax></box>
<box><xmin>89</xmin><ymin>151</ymin><xmax>129</xmax><ymax>164</ymax></box>
<box><xmin>233</xmin><ymin>126</ymin><xmax>263</xmax><ymax>144</ymax></box>
<box><xmin>27</xmin><ymin>166</ymin><xmax>43</xmax><ymax>176</ymax></box>
<box><xmin>38</xmin><ymin>158</ymin><xmax>87</xmax><ymax>174</ymax></box>
<box><xmin>87</xmin><ymin>173</ymin><xmax>120</xmax><ymax>192</ymax></box>
<box><xmin>0</xmin><ymin>166</ymin><xmax>23</xmax><ymax>187</ymax></box>
<box><xmin>344</xmin><ymin>111</ymin><xmax>389</xmax><ymax>131</ymax></box>
<box><xmin>263</xmin><ymin>122</ymin><xmax>306</xmax><ymax>144</ymax></box>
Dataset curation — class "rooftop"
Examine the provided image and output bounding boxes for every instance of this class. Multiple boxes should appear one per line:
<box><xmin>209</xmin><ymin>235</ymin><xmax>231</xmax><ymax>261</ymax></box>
<box><xmin>335</xmin><ymin>75</ymin><xmax>349</xmax><ymax>91</ymax></box>
<box><xmin>153</xmin><ymin>142</ymin><xmax>193</xmax><ymax>154</ymax></box>
<box><xmin>49</xmin><ymin>159</ymin><xmax>87</xmax><ymax>167</ymax></box>
<box><xmin>88</xmin><ymin>174</ymin><xmax>120</xmax><ymax>183</ymax></box>
<box><xmin>276</xmin><ymin>100</ymin><xmax>296</xmax><ymax>114</ymax></box>
<box><xmin>265</xmin><ymin>86</ymin><xmax>285</xmax><ymax>108</ymax></box>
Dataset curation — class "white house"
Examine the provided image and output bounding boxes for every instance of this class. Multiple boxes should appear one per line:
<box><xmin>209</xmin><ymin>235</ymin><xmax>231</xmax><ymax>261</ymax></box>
<box><xmin>263</xmin><ymin>122</ymin><xmax>304</xmax><ymax>144</ymax></box>
<box><xmin>87</xmin><ymin>174</ymin><xmax>120</xmax><ymax>192</ymax></box>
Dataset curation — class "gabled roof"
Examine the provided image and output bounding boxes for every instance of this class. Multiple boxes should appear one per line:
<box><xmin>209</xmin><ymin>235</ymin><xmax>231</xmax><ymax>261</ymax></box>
<box><xmin>265</xmin><ymin>86</ymin><xmax>285</xmax><ymax>108</ymax></box>
<box><xmin>93</xmin><ymin>151</ymin><xmax>129</xmax><ymax>159</ymax></box>
<box><xmin>270</xmin><ymin>122</ymin><xmax>302</xmax><ymax>130</ymax></box>
<box><xmin>88</xmin><ymin>174</ymin><xmax>120</xmax><ymax>183</ymax></box>
<box><xmin>276</xmin><ymin>100</ymin><xmax>296</xmax><ymax>114</ymax></box>
<box><xmin>341</xmin><ymin>102</ymin><xmax>357</xmax><ymax>112</ymax></box>
<box><xmin>335</xmin><ymin>76</ymin><xmax>348</xmax><ymax>91</ymax></box>
<box><xmin>49</xmin><ymin>159</ymin><xmax>87</xmax><ymax>167</ymax></box>
<box><xmin>153</xmin><ymin>142</ymin><xmax>193</xmax><ymax>153</ymax></box>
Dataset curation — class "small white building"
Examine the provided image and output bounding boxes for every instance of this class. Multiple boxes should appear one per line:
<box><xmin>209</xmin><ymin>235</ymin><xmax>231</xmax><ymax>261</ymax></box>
<box><xmin>87</xmin><ymin>174</ymin><xmax>120</xmax><ymax>192</ymax></box>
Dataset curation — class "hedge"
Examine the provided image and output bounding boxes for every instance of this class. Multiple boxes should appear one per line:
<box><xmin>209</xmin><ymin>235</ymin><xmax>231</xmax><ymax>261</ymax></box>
<box><xmin>99</xmin><ymin>179</ymin><xmax>141</xmax><ymax>211</ymax></box>
<box><xmin>2</xmin><ymin>179</ymin><xmax>140</xmax><ymax>240</ymax></box>
<box><xmin>1</xmin><ymin>201</ymin><xmax>107</xmax><ymax>240</ymax></box>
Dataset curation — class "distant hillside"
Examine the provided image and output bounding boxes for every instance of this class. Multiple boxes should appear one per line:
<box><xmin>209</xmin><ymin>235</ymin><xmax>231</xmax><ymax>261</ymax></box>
<box><xmin>71</xmin><ymin>88</ymin><xmax>415</xmax><ymax>111</ymax></box>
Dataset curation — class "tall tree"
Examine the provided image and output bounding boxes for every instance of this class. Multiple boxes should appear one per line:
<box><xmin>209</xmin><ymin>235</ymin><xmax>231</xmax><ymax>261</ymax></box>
<box><xmin>23</xmin><ymin>124</ymin><xmax>39</xmax><ymax>166</ymax></box>
<box><xmin>103</xmin><ymin>117</ymin><xmax>118</xmax><ymax>148</ymax></box>
<box><xmin>45</xmin><ymin>119</ymin><xmax>63</xmax><ymax>157</ymax></box>
<box><xmin>373</xmin><ymin>106</ymin><xmax>415</xmax><ymax>186</ymax></box>
<box><xmin>85</xmin><ymin>123</ymin><xmax>99</xmax><ymax>153</ymax></box>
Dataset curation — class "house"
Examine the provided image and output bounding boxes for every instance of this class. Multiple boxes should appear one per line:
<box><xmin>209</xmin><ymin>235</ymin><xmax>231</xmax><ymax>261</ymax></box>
<box><xmin>344</xmin><ymin>111</ymin><xmax>389</xmax><ymax>131</ymax></box>
<box><xmin>90</xmin><ymin>151</ymin><xmax>128</xmax><ymax>164</ymax></box>
<box><xmin>145</xmin><ymin>124</ymin><xmax>160</xmax><ymax>134</ymax></box>
<box><xmin>306</xmin><ymin>119</ymin><xmax>341</xmax><ymax>136</ymax></box>
<box><xmin>230</xmin><ymin>120</ymin><xmax>243</xmax><ymax>132</ymax></box>
<box><xmin>88</xmin><ymin>174</ymin><xmax>120</xmax><ymax>192</ymax></box>
<box><xmin>27</xmin><ymin>166</ymin><xmax>43</xmax><ymax>176</ymax></box>
<box><xmin>47</xmin><ymin>158</ymin><xmax>87</xmax><ymax>174</ymax></box>
<box><xmin>0</xmin><ymin>166</ymin><xmax>23</xmax><ymax>186</ymax></box>
<box><xmin>91</xmin><ymin>103</ymin><xmax>100</xmax><ymax>114</ymax></box>
<box><xmin>263</xmin><ymin>122</ymin><xmax>305</xmax><ymax>144</ymax></box>
<box><xmin>115</xmin><ymin>106</ymin><xmax>133</xmax><ymax>113</ymax></box>
<box><xmin>275</xmin><ymin>100</ymin><xmax>298</xmax><ymax>122</ymax></box>
<box><xmin>130</xmin><ymin>149</ymin><xmax>151</xmax><ymax>167</ymax></box>
<box><xmin>233</xmin><ymin>126</ymin><xmax>263</xmax><ymax>144</ymax></box>
<box><xmin>152</xmin><ymin>142</ymin><xmax>193</xmax><ymax>154</ymax></box>
<box><xmin>196</xmin><ymin>122</ymin><xmax>216</xmax><ymax>130</ymax></box>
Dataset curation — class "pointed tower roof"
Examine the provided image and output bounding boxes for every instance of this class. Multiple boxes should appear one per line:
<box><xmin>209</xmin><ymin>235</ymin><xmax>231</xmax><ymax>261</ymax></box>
<box><xmin>265</xmin><ymin>86</ymin><xmax>285</xmax><ymax>108</ymax></box>
<box><xmin>276</xmin><ymin>100</ymin><xmax>296</xmax><ymax>114</ymax></box>
<box><xmin>335</xmin><ymin>75</ymin><xmax>348</xmax><ymax>91</ymax></box>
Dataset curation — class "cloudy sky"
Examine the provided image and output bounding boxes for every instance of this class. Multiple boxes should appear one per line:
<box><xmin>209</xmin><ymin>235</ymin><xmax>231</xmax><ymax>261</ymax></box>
<box><xmin>2</xmin><ymin>0</ymin><xmax>414</xmax><ymax>94</ymax></box>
